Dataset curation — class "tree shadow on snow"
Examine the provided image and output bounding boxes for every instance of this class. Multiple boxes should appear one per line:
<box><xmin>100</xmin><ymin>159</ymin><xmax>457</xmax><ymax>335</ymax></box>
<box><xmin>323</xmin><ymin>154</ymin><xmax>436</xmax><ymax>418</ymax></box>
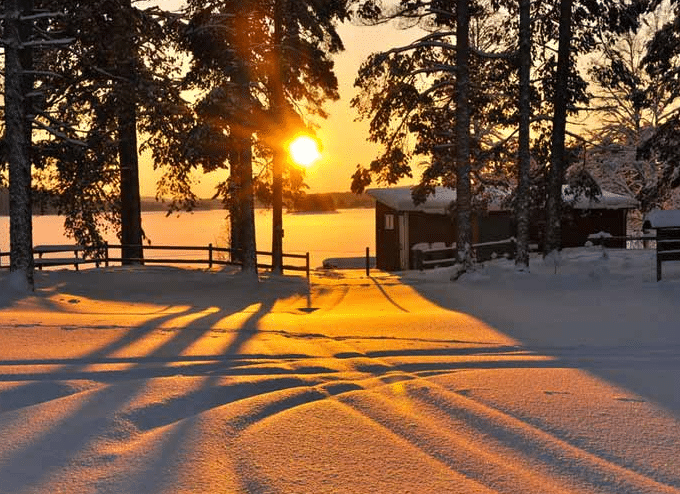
<box><xmin>0</xmin><ymin>266</ymin><xmax>312</xmax><ymax>492</ymax></box>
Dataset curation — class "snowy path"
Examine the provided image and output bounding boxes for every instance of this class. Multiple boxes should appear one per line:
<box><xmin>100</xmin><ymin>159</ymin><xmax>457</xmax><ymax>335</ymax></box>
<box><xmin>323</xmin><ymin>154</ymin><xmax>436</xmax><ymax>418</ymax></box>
<box><xmin>0</xmin><ymin>262</ymin><xmax>679</xmax><ymax>493</ymax></box>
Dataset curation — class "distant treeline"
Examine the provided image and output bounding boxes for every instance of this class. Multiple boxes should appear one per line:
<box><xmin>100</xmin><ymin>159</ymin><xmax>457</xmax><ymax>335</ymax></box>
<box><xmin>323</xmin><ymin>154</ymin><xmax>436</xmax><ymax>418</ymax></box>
<box><xmin>0</xmin><ymin>187</ymin><xmax>93</xmax><ymax>216</ymax></box>
<box><xmin>290</xmin><ymin>192</ymin><xmax>375</xmax><ymax>212</ymax></box>
<box><xmin>141</xmin><ymin>193</ymin><xmax>375</xmax><ymax>212</ymax></box>
<box><xmin>0</xmin><ymin>189</ymin><xmax>375</xmax><ymax>216</ymax></box>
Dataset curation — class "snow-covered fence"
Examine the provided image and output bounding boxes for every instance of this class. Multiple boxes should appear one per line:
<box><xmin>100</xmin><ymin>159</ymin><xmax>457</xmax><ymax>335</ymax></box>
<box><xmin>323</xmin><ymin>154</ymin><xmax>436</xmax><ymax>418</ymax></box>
<box><xmin>586</xmin><ymin>233</ymin><xmax>656</xmax><ymax>250</ymax></box>
<box><xmin>412</xmin><ymin>242</ymin><xmax>457</xmax><ymax>270</ymax></box>
<box><xmin>412</xmin><ymin>237</ymin><xmax>516</xmax><ymax>270</ymax></box>
<box><xmin>34</xmin><ymin>244</ymin><xmax>93</xmax><ymax>271</ymax></box>
<box><xmin>103</xmin><ymin>243</ymin><xmax>310</xmax><ymax>277</ymax></box>
<box><xmin>642</xmin><ymin>210</ymin><xmax>680</xmax><ymax>281</ymax></box>
<box><xmin>1</xmin><ymin>244</ymin><xmax>310</xmax><ymax>277</ymax></box>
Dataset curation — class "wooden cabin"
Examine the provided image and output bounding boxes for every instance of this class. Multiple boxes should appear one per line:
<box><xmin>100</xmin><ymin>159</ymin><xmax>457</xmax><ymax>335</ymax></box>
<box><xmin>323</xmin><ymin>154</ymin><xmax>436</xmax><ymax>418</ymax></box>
<box><xmin>367</xmin><ymin>186</ymin><xmax>638</xmax><ymax>271</ymax></box>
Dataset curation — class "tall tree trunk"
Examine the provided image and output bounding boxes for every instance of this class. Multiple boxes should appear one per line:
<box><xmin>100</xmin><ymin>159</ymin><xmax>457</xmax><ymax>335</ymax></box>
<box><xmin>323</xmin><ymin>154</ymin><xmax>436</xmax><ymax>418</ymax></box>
<box><xmin>455</xmin><ymin>0</ymin><xmax>472</xmax><ymax>267</ymax></box>
<box><xmin>5</xmin><ymin>0</ymin><xmax>34</xmax><ymax>289</ymax></box>
<box><xmin>118</xmin><ymin>101</ymin><xmax>144</xmax><ymax>264</ymax></box>
<box><xmin>233</xmin><ymin>63</ymin><xmax>258</xmax><ymax>276</ymax></box>
<box><xmin>545</xmin><ymin>0</ymin><xmax>573</xmax><ymax>255</ymax></box>
<box><xmin>271</xmin><ymin>0</ymin><xmax>287</xmax><ymax>274</ymax></box>
<box><xmin>228</xmin><ymin>174</ymin><xmax>243</xmax><ymax>264</ymax></box>
<box><xmin>515</xmin><ymin>0</ymin><xmax>531</xmax><ymax>270</ymax></box>
<box><xmin>115</xmin><ymin>0</ymin><xmax>144</xmax><ymax>265</ymax></box>
<box><xmin>271</xmin><ymin>147</ymin><xmax>284</xmax><ymax>274</ymax></box>
<box><xmin>237</xmin><ymin>138</ymin><xmax>257</xmax><ymax>274</ymax></box>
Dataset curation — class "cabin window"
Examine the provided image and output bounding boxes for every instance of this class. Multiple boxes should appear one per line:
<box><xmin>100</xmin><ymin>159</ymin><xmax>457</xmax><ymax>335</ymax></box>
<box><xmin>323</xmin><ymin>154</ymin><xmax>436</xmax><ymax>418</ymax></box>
<box><xmin>385</xmin><ymin>213</ymin><xmax>395</xmax><ymax>230</ymax></box>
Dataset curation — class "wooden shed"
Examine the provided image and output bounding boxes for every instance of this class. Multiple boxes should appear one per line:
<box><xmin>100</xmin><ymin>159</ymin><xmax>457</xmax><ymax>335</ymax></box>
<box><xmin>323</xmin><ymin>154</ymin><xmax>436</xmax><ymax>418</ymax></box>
<box><xmin>367</xmin><ymin>186</ymin><xmax>638</xmax><ymax>271</ymax></box>
<box><xmin>642</xmin><ymin>209</ymin><xmax>680</xmax><ymax>281</ymax></box>
<box><xmin>367</xmin><ymin>187</ymin><xmax>514</xmax><ymax>271</ymax></box>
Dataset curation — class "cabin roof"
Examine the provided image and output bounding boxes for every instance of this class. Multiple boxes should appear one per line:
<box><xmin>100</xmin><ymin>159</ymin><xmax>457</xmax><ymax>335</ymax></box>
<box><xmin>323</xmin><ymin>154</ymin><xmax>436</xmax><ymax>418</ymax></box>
<box><xmin>643</xmin><ymin>209</ymin><xmax>680</xmax><ymax>229</ymax></box>
<box><xmin>366</xmin><ymin>186</ymin><xmax>638</xmax><ymax>214</ymax></box>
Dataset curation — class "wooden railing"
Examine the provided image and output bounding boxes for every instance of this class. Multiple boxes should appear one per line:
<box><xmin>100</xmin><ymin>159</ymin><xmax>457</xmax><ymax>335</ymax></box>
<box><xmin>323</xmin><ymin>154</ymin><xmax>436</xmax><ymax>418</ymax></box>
<box><xmin>0</xmin><ymin>250</ymin><xmax>9</xmax><ymax>268</ymax></box>
<box><xmin>0</xmin><ymin>243</ymin><xmax>310</xmax><ymax>277</ymax></box>
<box><xmin>586</xmin><ymin>233</ymin><xmax>656</xmax><ymax>250</ymax></box>
<box><xmin>412</xmin><ymin>237</ymin><xmax>517</xmax><ymax>270</ymax></box>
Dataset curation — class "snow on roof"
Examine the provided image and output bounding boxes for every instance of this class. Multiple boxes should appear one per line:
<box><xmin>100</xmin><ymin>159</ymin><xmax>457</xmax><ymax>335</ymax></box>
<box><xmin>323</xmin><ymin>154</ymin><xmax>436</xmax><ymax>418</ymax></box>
<box><xmin>643</xmin><ymin>209</ymin><xmax>680</xmax><ymax>229</ymax></box>
<box><xmin>562</xmin><ymin>186</ymin><xmax>639</xmax><ymax>210</ymax></box>
<box><xmin>366</xmin><ymin>186</ymin><xmax>457</xmax><ymax>214</ymax></box>
<box><xmin>367</xmin><ymin>185</ymin><xmax>638</xmax><ymax>213</ymax></box>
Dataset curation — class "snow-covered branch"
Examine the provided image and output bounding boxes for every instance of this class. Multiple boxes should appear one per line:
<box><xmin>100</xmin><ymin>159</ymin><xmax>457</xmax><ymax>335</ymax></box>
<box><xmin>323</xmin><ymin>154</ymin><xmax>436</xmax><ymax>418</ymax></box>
<box><xmin>22</xmin><ymin>38</ymin><xmax>74</xmax><ymax>48</ymax></box>
<box><xmin>471</xmin><ymin>46</ymin><xmax>518</xmax><ymax>60</ymax></box>
<box><xmin>409</xmin><ymin>64</ymin><xmax>458</xmax><ymax>77</ymax></box>
<box><xmin>20</xmin><ymin>12</ymin><xmax>65</xmax><ymax>21</ymax></box>
<box><xmin>32</xmin><ymin>119</ymin><xmax>88</xmax><ymax>148</ymax></box>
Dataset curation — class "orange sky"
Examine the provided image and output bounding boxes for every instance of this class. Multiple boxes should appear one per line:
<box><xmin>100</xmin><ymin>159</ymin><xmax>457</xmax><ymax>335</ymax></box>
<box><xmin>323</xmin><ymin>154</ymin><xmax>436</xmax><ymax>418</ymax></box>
<box><xmin>141</xmin><ymin>1</ymin><xmax>420</xmax><ymax>198</ymax></box>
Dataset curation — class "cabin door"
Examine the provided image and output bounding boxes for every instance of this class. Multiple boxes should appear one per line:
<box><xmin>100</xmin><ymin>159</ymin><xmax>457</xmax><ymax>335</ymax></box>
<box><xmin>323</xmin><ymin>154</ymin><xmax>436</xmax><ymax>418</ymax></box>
<box><xmin>398</xmin><ymin>213</ymin><xmax>409</xmax><ymax>270</ymax></box>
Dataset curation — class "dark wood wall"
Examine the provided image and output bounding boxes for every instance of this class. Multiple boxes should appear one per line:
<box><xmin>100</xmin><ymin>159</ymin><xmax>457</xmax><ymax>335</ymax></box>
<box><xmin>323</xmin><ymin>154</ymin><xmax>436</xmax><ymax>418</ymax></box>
<box><xmin>561</xmin><ymin>209</ymin><xmax>628</xmax><ymax>248</ymax></box>
<box><xmin>374</xmin><ymin>200</ymin><xmax>631</xmax><ymax>271</ymax></box>
<box><xmin>375</xmin><ymin>202</ymin><xmax>401</xmax><ymax>271</ymax></box>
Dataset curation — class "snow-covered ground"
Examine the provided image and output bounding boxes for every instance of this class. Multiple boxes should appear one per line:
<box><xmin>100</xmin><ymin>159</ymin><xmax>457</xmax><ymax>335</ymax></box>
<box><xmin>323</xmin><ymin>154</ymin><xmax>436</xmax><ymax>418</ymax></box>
<box><xmin>0</xmin><ymin>246</ymin><xmax>679</xmax><ymax>493</ymax></box>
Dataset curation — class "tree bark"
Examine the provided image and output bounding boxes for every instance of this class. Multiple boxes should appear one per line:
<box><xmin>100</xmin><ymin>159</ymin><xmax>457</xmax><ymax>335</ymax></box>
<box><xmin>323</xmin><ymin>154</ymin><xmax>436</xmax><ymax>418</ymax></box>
<box><xmin>271</xmin><ymin>0</ymin><xmax>287</xmax><ymax>274</ymax></box>
<box><xmin>118</xmin><ymin>100</ymin><xmax>144</xmax><ymax>264</ymax></box>
<box><xmin>515</xmin><ymin>0</ymin><xmax>531</xmax><ymax>270</ymax></box>
<box><xmin>5</xmin><ymin>0</ymin><xmax>35</xmax><ymax>289</ymax></box>
<box><xmin>545</xmin><ymin>0</ymin><xmax>573</xmax><ymax>254</ymax></box>
<box><xmin>228</xmin><ymin>173</ymin><xmax>243</xmax><ymax>265</ymax></box>
<box><xmin>237</xmin><ymin>137</ymin><xmax>257</xmax><ymax>274</ymax></box>
<box><xmin>455</xmin><ymin>0</ymin><xmax>473</xmax><ymax>267</ymax></box>
<box><xmin>115</xmin><ymin>0</ymin><xmax>144</xmax><ymax>265</ymax></box>
<box><xmin>232</xmin><ymin>62</ymin><xmax>258</xmax><ymax>276</ymax></box>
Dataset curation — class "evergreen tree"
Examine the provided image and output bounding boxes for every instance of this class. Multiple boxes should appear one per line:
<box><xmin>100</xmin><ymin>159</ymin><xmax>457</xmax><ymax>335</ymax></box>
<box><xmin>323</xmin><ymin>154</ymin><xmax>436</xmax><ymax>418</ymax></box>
<box><xmin>529</xmin><ymin>0</ymin><xmax>599</xmax><ymax>254</ymax></box>
<box><xmin>176</xmin><ymin>0</ymin><xmax>349</xmax><ymax>274</ymax></box>
<box><xmin>544</xmin><ymin>0</ymin><xmax>574</xmax><ymax>255</ymax></box>
<box><xmin>516</xmin><ymin>0</ymin><xmax>532</xmax><ymax>270</ymax></box>
<box><xmin>113</xmin><ymin>0</ymin><xmax>143</xmax><ymax>264</ymax></box>
<box><xmin>351</xmin><ymin>1</ymin><xmax>520</xmax><ymax>268</ymax></box>
<box><xmin>2</xmin><ymin>0</ymin><xmax>35</xmax><ymax>289</ymax></box>
<box><xmin>455</xmin><ymin>0</ymin><xmax>473</xmax><ymax>266</ymax></box>
<box><xmin>583</xmin><ymin>1</ymin><xmax>678</xmax><ymax>215</ymax></box>
<box><xmin>28</xmin><ymin>0</ymin><xmax>188</xmax><ymax>257</ymax></box>
<box><xmin>637</xmin><ymin>0</ymin><xmax>680</xmax><ymax>205</ymax></box>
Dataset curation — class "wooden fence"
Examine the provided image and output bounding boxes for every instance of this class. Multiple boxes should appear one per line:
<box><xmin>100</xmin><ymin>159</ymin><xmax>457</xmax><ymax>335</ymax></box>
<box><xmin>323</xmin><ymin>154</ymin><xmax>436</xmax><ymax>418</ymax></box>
<box><xmin>0</xmin><ymin>243</ymin><xmax>310</xmax><ymax>277</ymax></box>
<box><xmin>412</xmin><ymin>237</ymin><xmax>517</xmax><ymax>270</ymax></box>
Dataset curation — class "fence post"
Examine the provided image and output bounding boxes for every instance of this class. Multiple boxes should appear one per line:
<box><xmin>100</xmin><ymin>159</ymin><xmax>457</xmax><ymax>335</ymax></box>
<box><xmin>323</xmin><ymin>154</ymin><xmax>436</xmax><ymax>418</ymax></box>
<box><xmin>105</xmin><ymin>242</ymin><xmax>109</xmax><ymax>267</ymax></box>
<box><xmin>306</xmin><ymin>252</ymin><xmax>310</xmax><ymax>279</ymax></box>
<box><xmin>208</xmin><ymin>243</ymin><xmax>213</xmax><ymax>269</ymax></box>
<box><xmin>366</xmin><ymin>247</ymin><xmax>370</xmax><ymax>276</ymax></box>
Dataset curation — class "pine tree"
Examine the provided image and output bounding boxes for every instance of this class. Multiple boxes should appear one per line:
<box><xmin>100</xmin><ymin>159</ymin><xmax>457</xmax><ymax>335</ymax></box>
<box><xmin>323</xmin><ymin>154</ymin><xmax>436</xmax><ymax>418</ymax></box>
<box><xmin>3</xmin><ymin>0</ymin><xmax>35</xmax><ymax>289</ymax></box>
<box><xmin>351</xmin><ymin>1</ymin><xmax>519</xmax><ymax>268</ymax></box>
<box><xmin>515</xmin><ymin>0</ymin><xmax>532</xmax><ymax>270</ymax></box>
<box><xmin>583</xmin><ymin>1</ymin><xmax>678</xmax><ymax>215</ymax></box>
<box><xmin>113</xmin><ymin>0</ymin><xmax>143</xmax><ymax>264</ymax></box>
<box><xmin>636</xmin><ymin>0</ymin><xmax>680</xmax><ymax>207</ymax></box>
<box><xmin>29</xmin><ymin>0</ymin><xmax>188</xmax><ymax>256</ymax></box>
<box><xmin>177</xmin><ymin>0</ymin><xmax>348</xmax><ymax>275</ymax></box>
<box><xmin>455</xmin><ymin>0</ymin><xmax>473</xmax><ymax>266</ymax></box>
<box><xmin>544</xmin><ymin>0</ymin><xmax>574</xmax><ymax>255</ymax></box>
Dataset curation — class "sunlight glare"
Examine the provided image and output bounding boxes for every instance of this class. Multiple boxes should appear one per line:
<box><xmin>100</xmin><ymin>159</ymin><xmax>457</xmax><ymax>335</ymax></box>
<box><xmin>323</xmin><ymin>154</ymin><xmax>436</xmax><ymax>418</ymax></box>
<box><xmin>288</xmin><ymin>135</ymin><xmax>321</xmax><ymax>167</ymax></box>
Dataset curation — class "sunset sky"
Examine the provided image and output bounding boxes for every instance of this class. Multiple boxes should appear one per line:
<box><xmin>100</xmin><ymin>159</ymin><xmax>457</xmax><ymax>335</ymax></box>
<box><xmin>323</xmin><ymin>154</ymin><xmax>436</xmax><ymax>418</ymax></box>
<box><xmin>141</xmin><ymin>1</ymin><xmax>420</xmax><ymax>198</ymax></box>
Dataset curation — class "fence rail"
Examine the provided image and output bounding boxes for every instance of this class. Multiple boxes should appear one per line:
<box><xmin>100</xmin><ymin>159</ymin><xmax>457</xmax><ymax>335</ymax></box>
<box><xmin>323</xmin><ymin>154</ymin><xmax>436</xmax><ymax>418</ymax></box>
<box><xmin>586</xmin><ymin>233</ymin><xmax>656</xmax><ymax>248</ymax></box>
<box><xmin>0</xmin><ymin>243</ymin><xmax>310</xmax><ymax>277</ymax></box>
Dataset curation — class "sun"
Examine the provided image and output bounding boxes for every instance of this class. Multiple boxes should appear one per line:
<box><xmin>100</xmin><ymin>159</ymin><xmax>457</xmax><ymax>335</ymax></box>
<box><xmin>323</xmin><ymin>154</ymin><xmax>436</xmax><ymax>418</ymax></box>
<box><xmin>288</xmin><ymin>135</ymin><xmax>321</xmax><ymax>167</ymax></box>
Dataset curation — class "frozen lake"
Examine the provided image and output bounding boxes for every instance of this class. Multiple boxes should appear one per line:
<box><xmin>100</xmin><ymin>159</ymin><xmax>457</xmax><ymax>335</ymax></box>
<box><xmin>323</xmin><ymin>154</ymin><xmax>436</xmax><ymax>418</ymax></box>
<box><xmin>0</xmin><ymin>208</ymin><xmax>375</xmax><ymax>270</ymax></box>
